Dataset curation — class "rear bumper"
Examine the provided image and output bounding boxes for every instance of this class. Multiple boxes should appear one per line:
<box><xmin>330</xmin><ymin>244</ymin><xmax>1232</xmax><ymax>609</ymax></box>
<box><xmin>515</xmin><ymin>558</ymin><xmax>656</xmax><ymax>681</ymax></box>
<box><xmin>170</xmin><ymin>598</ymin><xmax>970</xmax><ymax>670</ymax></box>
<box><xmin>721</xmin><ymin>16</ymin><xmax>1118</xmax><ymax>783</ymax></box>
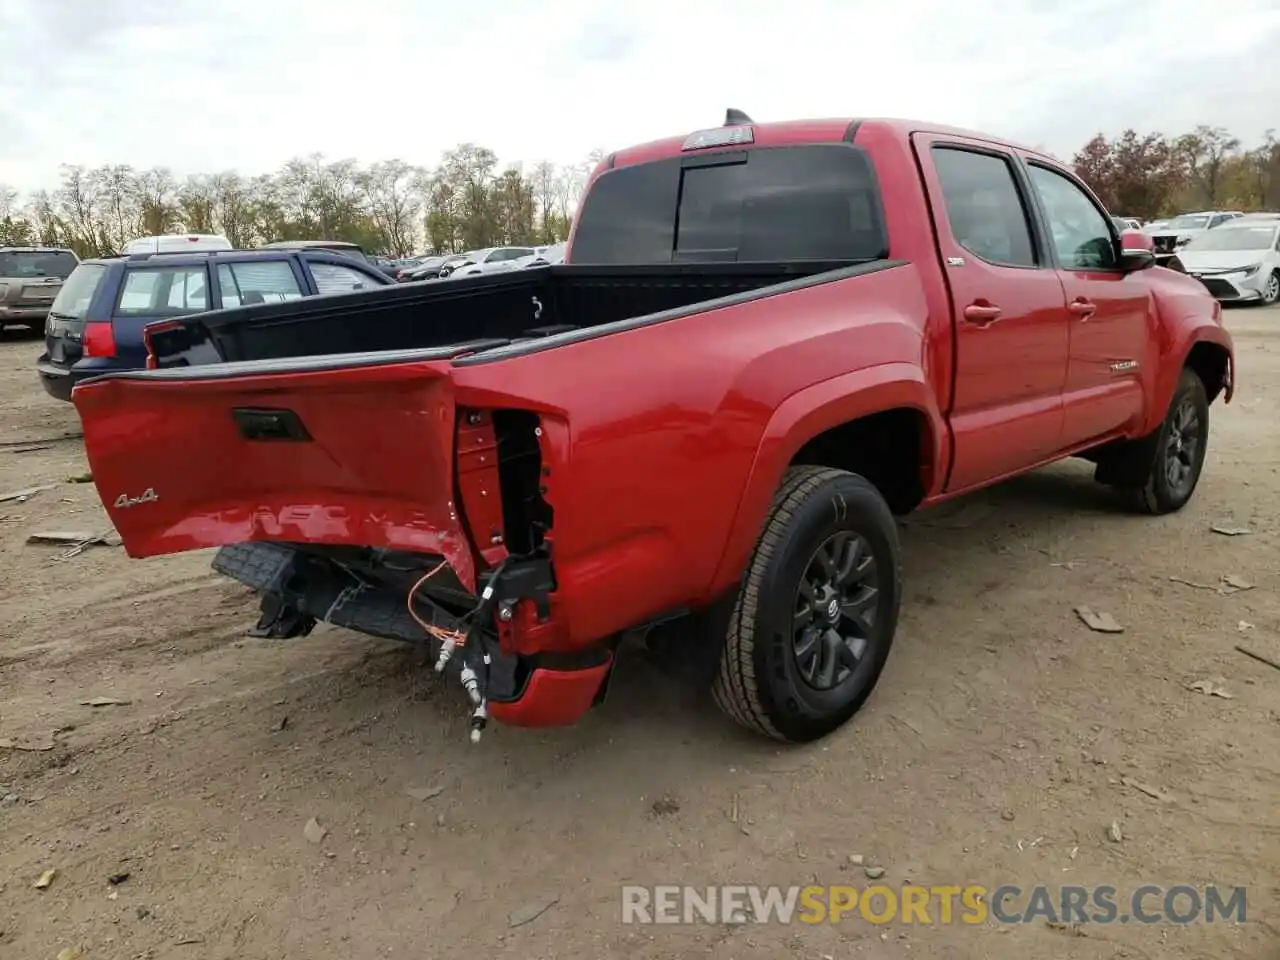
<box><xmin>36</xmin><ymin>359</ymin><xmax>75</xmax><ymax>402</ymax></box>
<box><xmin>39</xmin><ymin>355</ymin><xmax>146</xmax><ymax>403</ymax></box>
<box><xmin>212</xmin><ymin>542</ymin><xmax>613</xmax><ymax>729</ymax></box>
<box><xmin>0</xmin><ymin>305</ymin><xmax>50</xmax><ymax>327</ymax></box>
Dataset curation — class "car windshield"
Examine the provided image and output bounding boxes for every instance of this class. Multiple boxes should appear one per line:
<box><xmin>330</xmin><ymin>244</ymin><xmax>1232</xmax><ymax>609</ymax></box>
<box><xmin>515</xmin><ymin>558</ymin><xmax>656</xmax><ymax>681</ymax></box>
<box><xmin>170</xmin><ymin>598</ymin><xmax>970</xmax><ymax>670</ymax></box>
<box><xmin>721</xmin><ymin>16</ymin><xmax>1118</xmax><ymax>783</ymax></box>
<box><xmin>1166</xmin><ymin>215</ymin><xmax>1210</xmax><ymax>230</ymax></box>
<box><xmin>1184</xmin><ymin>226</ymin><xmax>1279</xmax><ymax>252</ymax></box>
<box><xmin>0</xmin><ymin>250</ymin><xmax>78</xmax><ymax>278</ymax></box>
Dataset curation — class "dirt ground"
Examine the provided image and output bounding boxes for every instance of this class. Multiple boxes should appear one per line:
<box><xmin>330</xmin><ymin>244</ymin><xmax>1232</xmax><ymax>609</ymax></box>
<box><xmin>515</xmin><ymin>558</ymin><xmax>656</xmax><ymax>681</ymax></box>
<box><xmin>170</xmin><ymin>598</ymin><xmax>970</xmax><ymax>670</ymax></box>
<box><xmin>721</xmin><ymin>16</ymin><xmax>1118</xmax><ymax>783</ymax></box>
<box><xmin>0</xmin><ymin>310</ymin><xmax>1277</xmax><ymax>960</ymax></box>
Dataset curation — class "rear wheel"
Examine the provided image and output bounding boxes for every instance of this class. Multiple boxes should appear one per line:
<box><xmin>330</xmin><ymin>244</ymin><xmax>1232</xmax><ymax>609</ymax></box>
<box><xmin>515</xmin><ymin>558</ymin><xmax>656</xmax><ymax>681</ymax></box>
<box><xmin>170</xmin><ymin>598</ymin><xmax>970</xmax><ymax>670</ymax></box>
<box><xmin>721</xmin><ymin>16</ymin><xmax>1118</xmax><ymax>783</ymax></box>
<box><xmin>712</xmin><ymin>466</ymin><xmax>901</xmax><ymax>743</ymax></box>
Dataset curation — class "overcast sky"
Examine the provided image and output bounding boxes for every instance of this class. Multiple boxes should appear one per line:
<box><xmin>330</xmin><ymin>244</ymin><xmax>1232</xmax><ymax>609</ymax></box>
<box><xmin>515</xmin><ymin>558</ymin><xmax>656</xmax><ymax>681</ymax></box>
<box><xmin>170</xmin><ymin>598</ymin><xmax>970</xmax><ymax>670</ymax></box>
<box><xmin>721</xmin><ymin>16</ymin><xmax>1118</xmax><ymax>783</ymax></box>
<box><xmin>1</xmin><ymin>0</ymin><xmax>1278</xmax><ymax>195</ymax></box>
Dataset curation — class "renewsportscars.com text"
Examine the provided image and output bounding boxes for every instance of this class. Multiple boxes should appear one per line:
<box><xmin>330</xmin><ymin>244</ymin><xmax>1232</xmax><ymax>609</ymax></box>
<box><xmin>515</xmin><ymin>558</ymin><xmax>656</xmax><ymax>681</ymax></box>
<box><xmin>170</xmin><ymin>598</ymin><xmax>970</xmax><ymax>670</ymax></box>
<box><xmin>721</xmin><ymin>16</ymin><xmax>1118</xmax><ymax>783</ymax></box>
<box><xmin>620</xmin><ymin>884</ymin><xmax>1246</xmax><ymax>926</ymax></box>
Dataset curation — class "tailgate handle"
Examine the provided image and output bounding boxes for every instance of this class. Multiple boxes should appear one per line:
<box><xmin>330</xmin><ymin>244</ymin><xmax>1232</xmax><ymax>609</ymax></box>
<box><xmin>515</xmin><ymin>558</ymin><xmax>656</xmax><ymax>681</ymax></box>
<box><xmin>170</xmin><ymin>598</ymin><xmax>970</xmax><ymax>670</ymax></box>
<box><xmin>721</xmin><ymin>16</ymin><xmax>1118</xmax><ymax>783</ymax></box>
<box><xmin>231</xmin><ymin>407</ymin><xmax>312</xmax><ymax>442</ymax></box>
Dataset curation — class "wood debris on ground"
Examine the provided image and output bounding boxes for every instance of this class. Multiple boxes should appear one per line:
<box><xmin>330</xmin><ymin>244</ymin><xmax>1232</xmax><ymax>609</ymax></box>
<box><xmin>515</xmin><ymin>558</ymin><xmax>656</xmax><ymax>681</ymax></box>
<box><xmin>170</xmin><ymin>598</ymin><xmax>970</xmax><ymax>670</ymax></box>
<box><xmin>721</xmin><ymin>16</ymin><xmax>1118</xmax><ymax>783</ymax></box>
<box><xmin>1074</xmin><ymin>606</ymin><xmax>1124</xmax><ymax>633</ymax></box>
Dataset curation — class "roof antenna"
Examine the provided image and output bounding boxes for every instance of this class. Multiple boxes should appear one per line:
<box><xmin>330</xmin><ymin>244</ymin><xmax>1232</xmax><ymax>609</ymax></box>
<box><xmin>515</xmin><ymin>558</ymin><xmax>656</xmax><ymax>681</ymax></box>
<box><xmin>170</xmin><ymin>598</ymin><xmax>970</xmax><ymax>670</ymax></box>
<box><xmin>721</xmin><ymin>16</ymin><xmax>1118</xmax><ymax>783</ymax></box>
<box><xmin>724</xmin><ymin>108</ymin><xmax>753</xmax><ymax>126</ymax></box>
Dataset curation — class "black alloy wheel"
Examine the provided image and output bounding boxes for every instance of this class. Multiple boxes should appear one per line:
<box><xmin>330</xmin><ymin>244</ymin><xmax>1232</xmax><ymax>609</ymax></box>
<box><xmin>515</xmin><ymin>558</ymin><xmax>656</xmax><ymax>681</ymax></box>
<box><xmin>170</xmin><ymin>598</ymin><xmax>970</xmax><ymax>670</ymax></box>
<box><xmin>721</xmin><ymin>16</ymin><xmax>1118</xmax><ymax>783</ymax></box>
<box><xmin>1162</xmin><ymin>392</ymin><xmax>1202</xmax><ymax>502</ymax></box>
<box><xmin>713</xmin><ymin>466</ymin><xmax>902</xmax><ymax>743</ymax></box>
<box><xmin>792</xmin><ymin>532</ymin><xmax>879</xmax><ymax>691</ymax></box>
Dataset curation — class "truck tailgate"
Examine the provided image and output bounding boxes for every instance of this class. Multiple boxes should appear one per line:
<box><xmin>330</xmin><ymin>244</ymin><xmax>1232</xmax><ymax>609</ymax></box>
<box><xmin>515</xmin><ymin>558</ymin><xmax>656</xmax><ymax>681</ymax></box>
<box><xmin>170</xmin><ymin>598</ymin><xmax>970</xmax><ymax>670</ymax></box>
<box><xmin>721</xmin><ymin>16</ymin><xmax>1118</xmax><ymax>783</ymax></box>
<box><xmin>71</xmin><ymin>354</ymin><xmax>479</xmax><ymax>591</ymax></box>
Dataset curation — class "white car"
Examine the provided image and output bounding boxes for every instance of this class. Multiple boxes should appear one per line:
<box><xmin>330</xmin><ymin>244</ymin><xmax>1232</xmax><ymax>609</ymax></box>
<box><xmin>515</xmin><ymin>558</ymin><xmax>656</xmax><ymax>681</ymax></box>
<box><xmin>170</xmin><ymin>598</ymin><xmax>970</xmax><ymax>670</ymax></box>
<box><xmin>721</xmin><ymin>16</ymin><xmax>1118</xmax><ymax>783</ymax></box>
<box><xmin>524</xmin><ymin>242</ymin><xmax>567</xmax><ymax>266</ymax></box>
<box><xmin>1172</xmin><ymin>222</ymin><xmax>1280</xmax><ymax>305</ymax></box>
<box><xmin>1148</xmin><ymin>211</ymin><xmax>1244</xmax><ymax>261</ymax></box>
<box><xmin>445</xmin><ymin>246</ymin><xmax>538</xmax><ymax>278</ymax></box>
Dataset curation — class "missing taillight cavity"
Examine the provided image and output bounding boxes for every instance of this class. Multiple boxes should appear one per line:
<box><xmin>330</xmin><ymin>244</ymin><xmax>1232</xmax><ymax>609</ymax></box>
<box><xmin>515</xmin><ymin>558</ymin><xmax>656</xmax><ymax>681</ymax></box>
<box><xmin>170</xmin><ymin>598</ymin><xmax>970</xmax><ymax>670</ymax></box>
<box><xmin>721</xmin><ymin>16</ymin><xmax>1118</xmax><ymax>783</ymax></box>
<box><xmin>143</xmin><ymin>319</ymin><xmax>184</xmax><ymax>367</ymax></box>
<box><xmin>493</xmin><ymin>410</ymin><xmax>553</xmax><ymax>555</ymax></box>
<box><xmin>455</xmin><ymin>408</ymin><xmax>554</xmax><ymax>559</ymax></box>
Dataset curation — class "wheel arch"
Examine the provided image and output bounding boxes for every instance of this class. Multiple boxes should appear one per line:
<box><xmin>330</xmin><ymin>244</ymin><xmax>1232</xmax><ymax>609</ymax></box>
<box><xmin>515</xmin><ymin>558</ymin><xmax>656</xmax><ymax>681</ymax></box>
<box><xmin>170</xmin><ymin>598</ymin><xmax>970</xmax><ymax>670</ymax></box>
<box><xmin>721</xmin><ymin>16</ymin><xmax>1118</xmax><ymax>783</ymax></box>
<box><xmin>1181</xmin><ymin>336</ymin><xmax>1233</xmax><ymax>405</ymax></box>
<box><xmin>704</xmin><ymin>363</ymin><xmax>945</xmax><ymax>600</ymax></box>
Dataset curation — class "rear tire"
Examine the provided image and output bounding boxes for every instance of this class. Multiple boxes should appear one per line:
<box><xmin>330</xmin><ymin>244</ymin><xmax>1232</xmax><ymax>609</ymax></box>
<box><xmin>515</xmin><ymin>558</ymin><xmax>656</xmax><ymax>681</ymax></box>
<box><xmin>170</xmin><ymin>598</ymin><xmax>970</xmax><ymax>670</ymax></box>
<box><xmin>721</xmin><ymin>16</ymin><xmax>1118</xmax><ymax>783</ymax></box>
<box><xmin>712</xmin><ymin>466</ymin><xmax>902</xmax><ymax>743</ymax></box>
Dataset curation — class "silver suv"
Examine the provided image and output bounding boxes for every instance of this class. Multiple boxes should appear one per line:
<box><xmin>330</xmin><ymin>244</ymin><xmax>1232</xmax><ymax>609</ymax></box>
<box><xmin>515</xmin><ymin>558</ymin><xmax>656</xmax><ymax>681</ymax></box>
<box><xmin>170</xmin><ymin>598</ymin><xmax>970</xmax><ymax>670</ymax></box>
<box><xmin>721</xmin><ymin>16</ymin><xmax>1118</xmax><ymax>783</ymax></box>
<box><xmin>0</xmin><ymin>247</ymin><xmax>80</xmax><ymax>332</ymax></box>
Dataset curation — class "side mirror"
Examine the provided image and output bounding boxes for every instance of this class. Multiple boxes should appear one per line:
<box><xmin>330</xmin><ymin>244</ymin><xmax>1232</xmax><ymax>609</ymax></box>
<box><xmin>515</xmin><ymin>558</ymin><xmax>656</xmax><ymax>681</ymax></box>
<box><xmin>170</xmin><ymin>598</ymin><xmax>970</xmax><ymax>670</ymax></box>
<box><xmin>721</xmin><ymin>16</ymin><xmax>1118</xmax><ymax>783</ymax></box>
<box><xmin>1118</xmin><ymin>229</ymin><xmax>1156</xmax><ymax>271</ymax></box>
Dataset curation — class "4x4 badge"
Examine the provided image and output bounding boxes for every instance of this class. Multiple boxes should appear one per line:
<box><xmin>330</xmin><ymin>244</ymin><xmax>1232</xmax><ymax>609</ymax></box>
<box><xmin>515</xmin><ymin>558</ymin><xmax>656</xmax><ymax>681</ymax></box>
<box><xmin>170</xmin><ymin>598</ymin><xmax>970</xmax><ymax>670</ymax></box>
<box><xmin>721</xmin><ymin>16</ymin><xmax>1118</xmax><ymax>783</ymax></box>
<box><xmin>114</xmin><ymin>488</ymin><xmax>159</xmax><ymax>509</ymax></box>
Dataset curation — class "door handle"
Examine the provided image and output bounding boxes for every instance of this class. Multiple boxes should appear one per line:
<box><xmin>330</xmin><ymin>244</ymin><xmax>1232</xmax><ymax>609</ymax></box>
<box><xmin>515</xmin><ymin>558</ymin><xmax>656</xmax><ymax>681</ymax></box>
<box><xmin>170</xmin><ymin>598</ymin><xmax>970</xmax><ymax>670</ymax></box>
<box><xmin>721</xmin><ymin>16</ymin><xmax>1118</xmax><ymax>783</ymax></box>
<box><xmin>963</xmin><ymin>302</ymin><xmax>1002</xmax><ymax>324</ymax></box>
<box><xmin>1068</xmin><ymin>298</ymin><xmax>1097</xmax><ymax>318</ymax></box>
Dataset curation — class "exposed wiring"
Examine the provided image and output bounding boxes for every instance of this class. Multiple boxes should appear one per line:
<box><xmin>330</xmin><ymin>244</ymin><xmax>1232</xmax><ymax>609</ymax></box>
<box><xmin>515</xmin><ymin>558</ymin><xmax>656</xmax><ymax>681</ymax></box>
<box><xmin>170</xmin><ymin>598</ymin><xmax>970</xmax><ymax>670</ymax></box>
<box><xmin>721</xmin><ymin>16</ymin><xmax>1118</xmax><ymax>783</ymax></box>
<box><xmin>406</xmin><ymin>560</ymin><xmax>468</xmax><ymax>647</ymax></box>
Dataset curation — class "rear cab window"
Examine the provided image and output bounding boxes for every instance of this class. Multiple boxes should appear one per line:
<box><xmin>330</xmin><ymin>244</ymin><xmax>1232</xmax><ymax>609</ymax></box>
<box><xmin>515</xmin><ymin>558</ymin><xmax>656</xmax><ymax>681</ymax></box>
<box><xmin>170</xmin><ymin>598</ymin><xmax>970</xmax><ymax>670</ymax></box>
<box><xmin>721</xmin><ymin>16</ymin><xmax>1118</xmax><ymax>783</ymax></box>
<box><xmin>50</xmin><ymin>264</ymin><xmax>108</xmax><ymax>318</ymax></box>
<box><xmin>571</xmin><ymin>145</ymin><xmax>888</xmax><ymax>264</ymax></box>
<box><xmin>0</xmin><ymin>250</ymin><xmax>78</xmax><ymax>278</ymax></box>
<box><xmin>116</xmin><ymin>265</ymin><xmax>210</xmax><ymax>317</ymax></box>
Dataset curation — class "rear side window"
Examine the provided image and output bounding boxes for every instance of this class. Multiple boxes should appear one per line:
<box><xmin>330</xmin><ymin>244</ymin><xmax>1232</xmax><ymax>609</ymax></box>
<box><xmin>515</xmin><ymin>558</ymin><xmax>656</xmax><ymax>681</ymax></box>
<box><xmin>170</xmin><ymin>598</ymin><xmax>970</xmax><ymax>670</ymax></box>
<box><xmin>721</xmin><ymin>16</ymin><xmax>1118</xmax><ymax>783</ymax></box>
<box><xmin>930</xmin><ymin>147</ymin><xmax>1037</xmax><ymax>268</ymax></box>
<box><xmin>310</xmin><ymin>261</ymin><xmax>380</xmax><ymax>295</ymax></box>
<box><xmin>571</xmin><ymin>145</ymin><xmax>888</xmax><ymax>264</ymax></box>
<box><xmin>0</xmin><ymin>250</ymin><xmax>78</xmax><ymax>278</ymax></box>
<box><xmin>49</xmin><ymin>264</ymin><xmax>107</xmax><ymax>319</ymax></box>
<box><xmin>218</xmin><ymin>261</ymin><xmax>305</xmax><ymax>307</ymax></box>
<box><xmin>116</xmin><ymin>266</ymin><xmax>209</xmax><ymax>317</ymax></box>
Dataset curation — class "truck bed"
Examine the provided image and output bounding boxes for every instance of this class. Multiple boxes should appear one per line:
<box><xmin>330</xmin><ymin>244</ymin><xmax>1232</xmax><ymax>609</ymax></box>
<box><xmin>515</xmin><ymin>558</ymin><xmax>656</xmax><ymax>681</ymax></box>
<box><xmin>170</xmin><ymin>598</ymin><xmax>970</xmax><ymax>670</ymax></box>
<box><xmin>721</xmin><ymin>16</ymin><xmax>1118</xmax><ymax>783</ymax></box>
<box><xmin>148</xmin><ymin>261</ymin><xmax>864</xmax><ymax>367</ymax></box>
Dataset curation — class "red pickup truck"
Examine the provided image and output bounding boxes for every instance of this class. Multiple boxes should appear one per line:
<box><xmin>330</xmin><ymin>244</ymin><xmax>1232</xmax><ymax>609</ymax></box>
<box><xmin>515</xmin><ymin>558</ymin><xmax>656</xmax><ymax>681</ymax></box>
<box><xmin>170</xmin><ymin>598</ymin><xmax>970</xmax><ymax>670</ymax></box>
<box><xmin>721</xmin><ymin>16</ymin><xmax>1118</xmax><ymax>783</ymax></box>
<box><xmin>71</xmin><ymin>113</ymin><xmax>1234</xmax><ymax>744</ymax></box>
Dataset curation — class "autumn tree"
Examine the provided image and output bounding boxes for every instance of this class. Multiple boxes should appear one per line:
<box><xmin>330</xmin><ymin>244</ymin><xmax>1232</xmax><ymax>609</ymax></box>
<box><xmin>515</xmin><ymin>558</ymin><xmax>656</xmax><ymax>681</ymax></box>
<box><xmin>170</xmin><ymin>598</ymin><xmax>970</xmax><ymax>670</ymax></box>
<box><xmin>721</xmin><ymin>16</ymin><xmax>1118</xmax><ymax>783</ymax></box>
<box><xmin>1178</xmin><ymin>125</ymin><xmax>1240</xmax><ymax>208</ymax></box>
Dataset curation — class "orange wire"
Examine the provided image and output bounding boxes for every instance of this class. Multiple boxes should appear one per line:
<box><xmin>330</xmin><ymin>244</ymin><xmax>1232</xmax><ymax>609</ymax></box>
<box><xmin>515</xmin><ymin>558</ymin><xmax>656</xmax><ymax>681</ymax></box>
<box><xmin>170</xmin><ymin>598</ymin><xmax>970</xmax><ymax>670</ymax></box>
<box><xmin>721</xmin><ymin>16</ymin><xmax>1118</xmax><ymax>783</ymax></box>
<box><xmin>406</xmin><ymin>560</ymin><xmax>468</xmax><ymax>645</ymax></box>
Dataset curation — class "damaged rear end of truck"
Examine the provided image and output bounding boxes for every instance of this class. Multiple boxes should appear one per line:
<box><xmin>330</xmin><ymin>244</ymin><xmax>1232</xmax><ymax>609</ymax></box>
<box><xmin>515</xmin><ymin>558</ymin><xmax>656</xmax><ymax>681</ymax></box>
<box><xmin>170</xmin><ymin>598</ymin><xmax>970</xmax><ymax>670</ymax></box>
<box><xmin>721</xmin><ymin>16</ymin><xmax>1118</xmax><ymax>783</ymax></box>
<box><xmin>73</xmin><ymin>348</ymin><xmax>600</xmax><ymax>740</ymax></box>
<box><xmin>72</xmin><ymin>111</ymin><xmax>931</xmax><ymax>743</ymax></box>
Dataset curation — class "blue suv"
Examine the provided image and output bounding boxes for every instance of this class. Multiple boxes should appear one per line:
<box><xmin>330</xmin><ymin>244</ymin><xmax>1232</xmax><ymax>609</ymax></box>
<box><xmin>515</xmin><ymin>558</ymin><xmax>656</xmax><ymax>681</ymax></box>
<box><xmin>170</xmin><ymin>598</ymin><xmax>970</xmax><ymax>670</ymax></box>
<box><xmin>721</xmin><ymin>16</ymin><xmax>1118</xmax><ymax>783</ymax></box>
<box><xmin>37</xmin><ymin>247</ymin><xmax>393</xmax><ymax>401</ymax></box>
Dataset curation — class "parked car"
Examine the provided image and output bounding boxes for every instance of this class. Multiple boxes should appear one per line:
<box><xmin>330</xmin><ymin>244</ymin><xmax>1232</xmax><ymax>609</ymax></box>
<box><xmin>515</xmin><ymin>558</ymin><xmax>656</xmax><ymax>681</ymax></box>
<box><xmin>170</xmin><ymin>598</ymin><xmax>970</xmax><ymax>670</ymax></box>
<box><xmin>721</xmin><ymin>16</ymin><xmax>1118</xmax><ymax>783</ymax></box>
<box><xmin>72</xmin><ymin>113</ymin><xmax>1232</xmax><ymax>745</ymax></box>
<box><xmin>397</xmin><ymin>255</ymin><xmax>453</xmax><ymax>281</ymax></box>
<box><xmin>524</xmin><ymin>242</ymin><xmax>567</xmax><ymax>266</ymax></box>
<box><xmin>259</xmin><ymin>240</ymin><xmax>371</xmax><ymax>264</ymax></box>
<box><xmin>1169</xmin><ymin>221</ymin><xmax>1280</xmax><ymax>304</ymax></box>
<box><xmin>1148</xmin><ymin>211</ymin><xmax>1245</xmax><ymax>261</ymax></box>
<box><xmin>36</xmin><ymin>244</ymin><xmax>392</xmax><ymax>401</ymax></box>
<box><xmin>1111</xmin><ymin>217</ymin><xmax>1142</xmax><ymax>232</ymax></box>
<box><xmin>368</xmin><ymin>255</ymin><xmax>403</xmax><ymax>278</ymax></box>
<box><xmin>0</xmin><ymin>246</ymin><xmax>80</xmax><ymax>333</ymax></box>
<box><xmin>122</xmin><ymin>234</ymin><xmax>232</xmax><ymax>255</ymax></box>
<box><xmin>444</xmin><ymin>247</ymin><xmax>538</xmax><ymax>278</ymax></box>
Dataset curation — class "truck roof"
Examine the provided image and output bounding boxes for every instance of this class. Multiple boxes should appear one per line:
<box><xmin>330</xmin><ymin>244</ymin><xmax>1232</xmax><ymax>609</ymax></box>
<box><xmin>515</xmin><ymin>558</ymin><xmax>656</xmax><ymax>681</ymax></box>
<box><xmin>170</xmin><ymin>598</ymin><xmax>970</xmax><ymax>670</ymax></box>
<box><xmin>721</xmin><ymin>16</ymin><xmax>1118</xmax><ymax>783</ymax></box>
<box><xmin>606</xmin><ymin>117</ymin><xmax>1054</xmax><ymax>171</ymax></box>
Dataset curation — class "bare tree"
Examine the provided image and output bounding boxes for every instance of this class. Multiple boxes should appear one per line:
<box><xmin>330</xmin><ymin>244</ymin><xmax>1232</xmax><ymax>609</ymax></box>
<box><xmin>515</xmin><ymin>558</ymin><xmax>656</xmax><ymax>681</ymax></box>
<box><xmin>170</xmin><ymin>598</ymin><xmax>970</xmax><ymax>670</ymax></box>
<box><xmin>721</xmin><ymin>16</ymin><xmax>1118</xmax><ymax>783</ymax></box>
<box><xmin>359</xmin><ymin>160</ymin><xmax>422</xmax><ymax>255</ymax></box>
<box><xmin>135</xmin><ymin>168</ymin><xmax>179</xmax><ymax>236</ymax></box>
<box><xmin>56</xmin><ymin>165</ymin><xmax>105</xmax><ymax>256</ymax></box>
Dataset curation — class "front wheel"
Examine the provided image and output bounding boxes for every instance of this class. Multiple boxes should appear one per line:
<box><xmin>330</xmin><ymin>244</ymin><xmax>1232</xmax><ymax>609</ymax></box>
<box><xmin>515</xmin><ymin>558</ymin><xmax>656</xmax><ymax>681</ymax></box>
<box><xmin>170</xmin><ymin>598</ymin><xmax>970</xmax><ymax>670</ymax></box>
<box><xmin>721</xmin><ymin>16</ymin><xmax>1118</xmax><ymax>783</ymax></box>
<box><xmin>1260</xmin><ymin>270</ymin><xmax>1280</xmax><ymax>306</ymax></box>
<box><xmin>712</xmin><ymin>466</ymin><xmax>902</xmax><ymax>743</ymax></box>
<box><xmin>1126</xmin><ymin>368</ymin><xmax>1210</xmax><ymax>514</ymax></box>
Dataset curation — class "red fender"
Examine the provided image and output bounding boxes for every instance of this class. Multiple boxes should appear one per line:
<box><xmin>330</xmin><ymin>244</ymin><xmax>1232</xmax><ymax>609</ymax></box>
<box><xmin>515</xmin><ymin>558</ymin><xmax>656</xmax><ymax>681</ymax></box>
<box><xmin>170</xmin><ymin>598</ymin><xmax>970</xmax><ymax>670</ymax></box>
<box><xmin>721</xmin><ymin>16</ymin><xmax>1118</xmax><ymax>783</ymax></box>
<box><xmin>704</xmin><ymin>362</ymin><xmax>945</xmax><ymax>599</ymax></box>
